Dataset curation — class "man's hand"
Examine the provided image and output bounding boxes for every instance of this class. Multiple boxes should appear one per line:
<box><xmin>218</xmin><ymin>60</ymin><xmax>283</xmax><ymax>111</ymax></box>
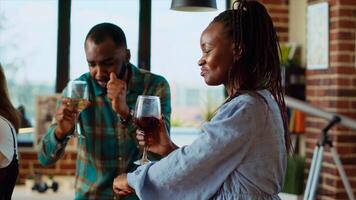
<box><xmin>107</xmin><ymin>72</ymin><xmax>130</xmax><ymax>118</ymax></box>
<box><xmin>136</xmin><ymin>118</ymin><xmax>178</xmax><ymax>157</ymax></box>
<box><xmin>113</xmin><ymin>174</ymin><xmax>134</xmax><ymax>196</ymax></box>
<box><xmin>54</xmin><ymin>98</ymin><xmax>78</xmax><ymax>140</ymax></box>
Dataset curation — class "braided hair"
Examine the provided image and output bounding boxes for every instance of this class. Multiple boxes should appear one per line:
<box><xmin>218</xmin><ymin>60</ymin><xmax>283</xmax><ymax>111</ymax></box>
<box><xmin>211</xmin><ymin>0</ymin><xmax>291</xmax><ymax>153</ymax></box>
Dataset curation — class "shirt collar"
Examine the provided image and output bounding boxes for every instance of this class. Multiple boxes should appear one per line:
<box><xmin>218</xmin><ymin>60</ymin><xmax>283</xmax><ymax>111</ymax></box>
<box><xmin>91</xmin><ymin>74</ymin><xmax>106</xmax><ymax>97</ymax></box>
<box><xmin>127</xmin><ymin>63</ymin><xmax>145</xmax><ymax>95</ymax></box>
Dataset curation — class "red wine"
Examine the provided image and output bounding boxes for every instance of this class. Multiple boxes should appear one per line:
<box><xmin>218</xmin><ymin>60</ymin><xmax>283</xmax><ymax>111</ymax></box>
<box><xmin>134</xmin><ymin>116</ymin><xmax>160</xmax><ymax>134</ymax></box>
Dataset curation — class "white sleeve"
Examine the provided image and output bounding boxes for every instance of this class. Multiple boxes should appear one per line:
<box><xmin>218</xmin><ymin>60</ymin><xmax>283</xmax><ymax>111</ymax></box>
<box><xmin>0</xmin><ymin>118</ymin><xmax>14</xmax><ymax>168</ymax></box>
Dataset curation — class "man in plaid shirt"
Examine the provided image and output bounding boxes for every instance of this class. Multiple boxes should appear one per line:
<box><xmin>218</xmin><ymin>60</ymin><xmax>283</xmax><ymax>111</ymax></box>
<box><xmin>38</xmin><ymin>23</ymin><xmax>171</xmax><ymax>200</ymax></box>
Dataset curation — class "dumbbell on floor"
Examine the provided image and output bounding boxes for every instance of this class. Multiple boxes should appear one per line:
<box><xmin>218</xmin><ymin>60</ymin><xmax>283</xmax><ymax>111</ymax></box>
<box><xmin>31</xmin><ymin>173</ymin><xmax>59</xmax><ymax>193</ymax></box>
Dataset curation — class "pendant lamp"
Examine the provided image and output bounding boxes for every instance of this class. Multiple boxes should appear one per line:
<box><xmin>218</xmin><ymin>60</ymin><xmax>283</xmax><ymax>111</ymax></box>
<box><xmin>170</xmin><ymin>0</ymin><xmax>217</xmax><ymax>12</ymax></box>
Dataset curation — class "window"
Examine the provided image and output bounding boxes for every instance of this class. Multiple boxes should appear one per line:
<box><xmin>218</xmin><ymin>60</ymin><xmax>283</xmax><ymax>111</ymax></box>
<box><xmin>151</xmin><ymin>0</ymin><xmax>226</xmax><ymax>127</ymax></box>
<box><xmin>70</xmin><ymin>0</ymin><xmax>139</xmax><ymax>80</ymax></box>
<box><xmin>186</xmin><ymin>89</ymin><xmax>200</xmax><ymax>106</ymax></box>
<box><xmin>0</xmin><ymin>0</ymin><xmax>58</xmax><ymax>124</ymax></box>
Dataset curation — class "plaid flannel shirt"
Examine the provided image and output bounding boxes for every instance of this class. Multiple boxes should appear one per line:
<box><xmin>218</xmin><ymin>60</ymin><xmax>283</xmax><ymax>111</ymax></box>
<box><xmin>38</xmin><ymin>64</ymin><xmax>171</xmax><ymax>200</ymax></box>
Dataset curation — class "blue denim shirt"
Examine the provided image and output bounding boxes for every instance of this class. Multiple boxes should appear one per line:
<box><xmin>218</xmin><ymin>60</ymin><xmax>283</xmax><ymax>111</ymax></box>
<box><xmin>128</xmin><ymin>90</ymin><xmax>287</xmax><ymax>200</ymax></box>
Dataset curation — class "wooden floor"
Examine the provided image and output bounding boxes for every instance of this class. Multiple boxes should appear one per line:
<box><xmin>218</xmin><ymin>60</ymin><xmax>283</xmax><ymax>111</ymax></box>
<box><xmin>13</xmin><ymin>176</ymin><xmax>75</xmax><ymax>200</ymax></box>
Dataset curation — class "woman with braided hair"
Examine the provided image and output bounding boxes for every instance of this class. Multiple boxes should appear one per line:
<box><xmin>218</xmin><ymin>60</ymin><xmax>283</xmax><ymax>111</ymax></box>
<box><xmin>113</xmin><ymin>1</ymin><xmax>290</xmax><ymax>199</ymax></box>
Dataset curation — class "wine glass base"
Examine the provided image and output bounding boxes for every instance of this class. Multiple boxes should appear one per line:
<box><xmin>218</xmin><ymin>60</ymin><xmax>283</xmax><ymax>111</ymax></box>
<box><xmin>134</xmin><ymin>159</ymin><xmax>151</xmax><ymax>166</ymax></box>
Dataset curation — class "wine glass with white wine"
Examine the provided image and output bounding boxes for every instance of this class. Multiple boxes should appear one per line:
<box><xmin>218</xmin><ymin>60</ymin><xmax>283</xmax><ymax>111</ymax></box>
<box><xmin>65</xmin><ymin>80</ymin><xmax>89</xmax><ymax>138</ymax></box>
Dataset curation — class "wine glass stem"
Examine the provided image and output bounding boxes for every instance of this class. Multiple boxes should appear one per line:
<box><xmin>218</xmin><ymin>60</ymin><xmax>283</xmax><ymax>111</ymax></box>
<box><xmin>142</xmin><ymin>146</ymin><xmax>149</xmax><ymax>161</ymax></box>
<box><xmin>74</xmin><ymin>113</ymin><xmax>78</xmax><ymax>134</ymax></box>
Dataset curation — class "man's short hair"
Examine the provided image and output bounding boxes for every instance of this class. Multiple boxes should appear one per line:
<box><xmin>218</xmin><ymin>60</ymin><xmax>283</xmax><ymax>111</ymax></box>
<box><xmin>85</xmin><ymin>22</ymin><xmax>127</xmax><ymax>48</ymax></box>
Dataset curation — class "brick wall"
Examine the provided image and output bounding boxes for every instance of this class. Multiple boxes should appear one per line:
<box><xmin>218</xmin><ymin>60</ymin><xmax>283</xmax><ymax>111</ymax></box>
<box><xmin>306</xmin><ymin>0</ymin><xmax>356</xmax><ymax>199</ymax></box>
<box><xmin>260</xmin><ymin>0</ymin><xmax>289</xmax><ymax>42</ymax></box>
<box><xmin>18</xmin><ymin>142</ymin><xmax>77</xmax><ymax>184</ymax></box>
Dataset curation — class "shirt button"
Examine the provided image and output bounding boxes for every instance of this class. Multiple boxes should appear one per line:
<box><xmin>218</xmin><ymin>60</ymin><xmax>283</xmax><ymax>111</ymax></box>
<box><xmin>135</xmin><ymin>169</ymin><xmax>141</xmax><ymax>175</ymax></box>
<box><xmin>118</xmin><ymin>157</ymin><xmax>122</xmax><ymax>161</ymax></box>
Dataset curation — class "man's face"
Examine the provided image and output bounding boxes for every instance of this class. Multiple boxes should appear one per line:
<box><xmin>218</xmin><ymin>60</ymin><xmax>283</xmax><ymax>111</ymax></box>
<box><xmin>85</xmin><ymin>38</ymin><xmax>127</xmax><ymax>88</ymax></box>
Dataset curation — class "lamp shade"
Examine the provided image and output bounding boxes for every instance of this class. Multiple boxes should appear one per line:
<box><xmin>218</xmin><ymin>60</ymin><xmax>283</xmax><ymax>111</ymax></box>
<box><xmin>170</xmin><ymin>0</ymin><xmax>217</xmax><ymax>12</ymax></box>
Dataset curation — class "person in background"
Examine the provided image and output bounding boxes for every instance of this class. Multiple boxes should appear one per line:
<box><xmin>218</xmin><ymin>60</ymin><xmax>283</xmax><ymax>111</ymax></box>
<box><xmin>17</xmin><ymin>105</ymin><xmax>32</xmax><ymax>128</ymax></box>
<box><xmin>113</xmin><ymin>1</ymin><xmax>291</xmax><ymax>199</ymax></box>
<box><xmin>0</xmin><ymin>63</ymin><xmax>20</xmax><ymax>200</ymax></box>
<box><xmin>38</xmin><ymin>23</ymin><xmax>171</xmax><ymax>199</ymax></box>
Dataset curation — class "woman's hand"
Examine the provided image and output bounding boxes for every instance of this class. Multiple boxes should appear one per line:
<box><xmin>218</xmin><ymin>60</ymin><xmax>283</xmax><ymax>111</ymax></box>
<box><xmin>113</xmin><ymin>174</ymin><xmax>134</xmax><ymax>196</ymax></box>
<box><xmin>136</xmin><ymin>118</ymin><xmax>178</xmax><ymax>157</ymax></box>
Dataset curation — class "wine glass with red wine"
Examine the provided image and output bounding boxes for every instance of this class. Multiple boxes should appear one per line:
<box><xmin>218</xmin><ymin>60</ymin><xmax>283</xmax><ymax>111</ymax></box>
<box><xmin>134</xmin><ymin>95</ymin><xmax>161</xmax><ymax>165</ymax></box>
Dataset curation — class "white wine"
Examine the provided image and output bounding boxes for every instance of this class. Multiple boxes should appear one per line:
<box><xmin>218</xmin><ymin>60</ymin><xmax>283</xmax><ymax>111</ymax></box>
<box><xmin>67</xmin><ymin>98</ymin><xmax>89</xmax><ymax>112</ymax></box>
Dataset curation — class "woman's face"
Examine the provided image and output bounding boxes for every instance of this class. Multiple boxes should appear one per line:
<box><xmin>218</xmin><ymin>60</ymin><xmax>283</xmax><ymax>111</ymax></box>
<box><xmin>198</xmin><ymin>22</ymin><xmax>234</xmax><ymax>86</ymax></box>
